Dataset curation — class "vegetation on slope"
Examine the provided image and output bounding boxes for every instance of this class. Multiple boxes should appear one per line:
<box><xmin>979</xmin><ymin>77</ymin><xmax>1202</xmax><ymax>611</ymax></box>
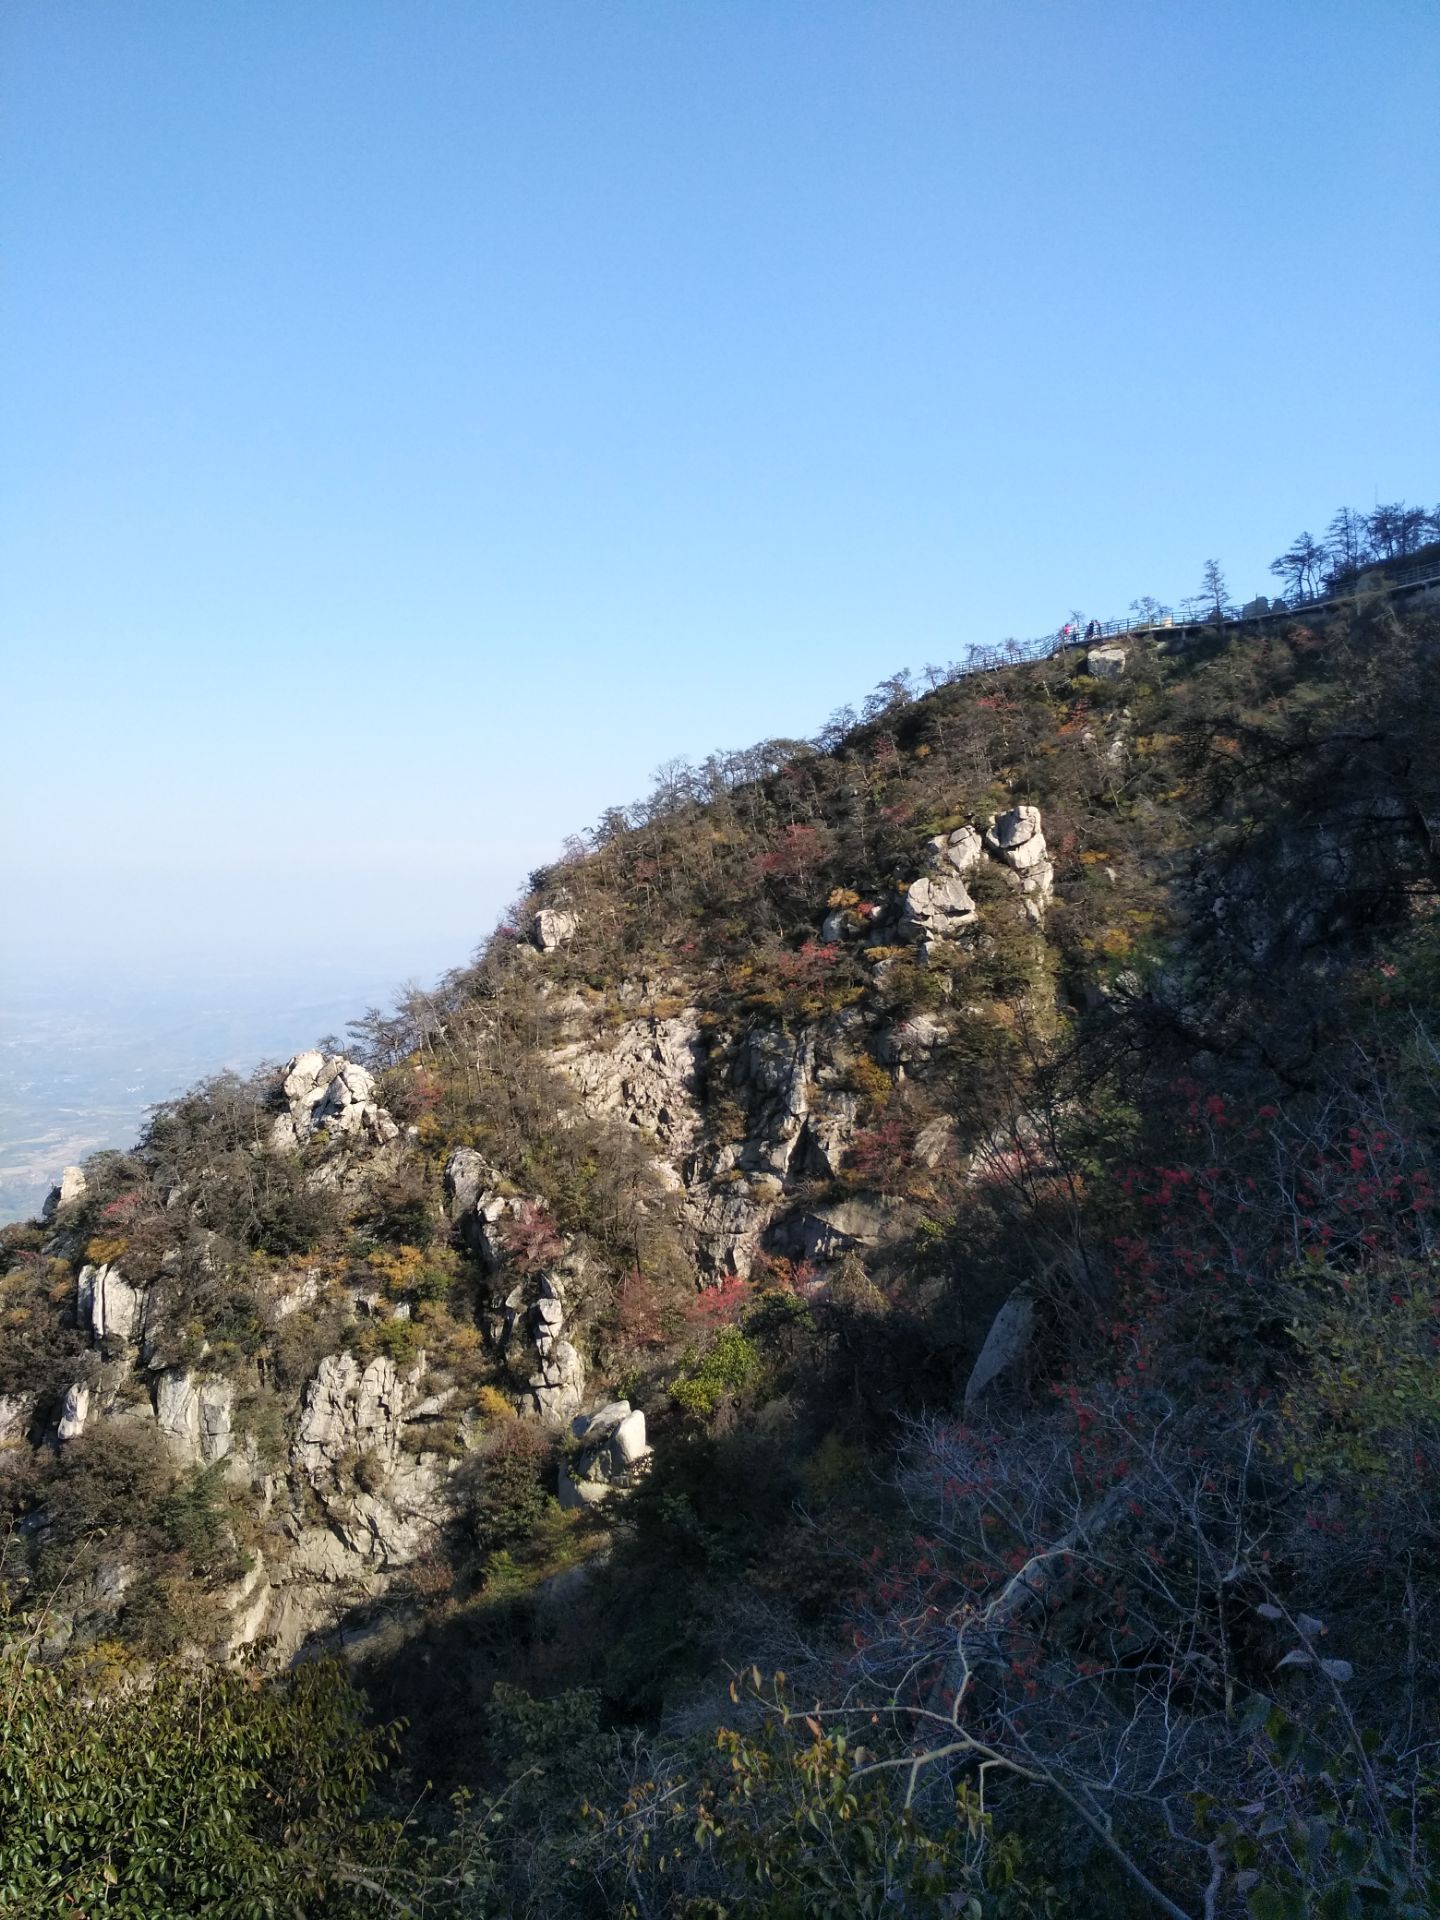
<box><xmin>2</xmin><ymin>563</ymin><xmax>1439</xmax><ymax>1916</ymax></box>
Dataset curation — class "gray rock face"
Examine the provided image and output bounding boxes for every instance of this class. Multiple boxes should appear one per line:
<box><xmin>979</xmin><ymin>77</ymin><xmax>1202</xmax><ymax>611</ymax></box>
<box><xmin>987</xmin><ymin>803</ymin><xmax>1042</xmax><ymax>852</ymax></box>
<box><xmin>155</xmin><ymin>1371</ymin><xmax>234</xmax><ymax>1465</ymax></box>
<box><xmin>558</xmin><ymin>1400</ymin><xmax>651</xmax><ymax>1509</ymax></box>
<box><xmin>775</xmin><ymin>1196</ymin><xmax>910</xmax><ymax>1264</ymax></box>
<box><xmin>899</xmin><ymin>872</ymin><xmax>978</xmax><ymax>942</ymax></box>
<box><xmin>77</xmin><ymin>1263</ymin><xmax>144</xmax><ymax>1345</ymax></box>
<box><xmin>877</xmin><ymin>1014</ymin><xmax>948</xmax><ymax>1065</ymax></box>
<box><xmin>532</xmin><ymin>907</ymin><xmax>578</xmax><ymax>952</ymax></box>
<box><xmin>527</xmin><ymin>1337</ymin><xmax>586</xmax><ymax>1425</ymax></box>
<box><xmin>964</xmin><ymin>1291</ymin><xmax>1035</xmax><ymax>1404</ymax></box>
<box><xmin>551</xmin><ymin>1013</ymin><xmax>704</xmax><ymax>1155</ymax></box>
<box><xmin>443</xmin><ymin>1146</ymin><xmax>495</xmax><ymax>1223</ymax></box>
<box><xmin>294</xmin><ymin>1354</ymin><xmax>411</xmax><ymax>1478</ymax></box>
<box><xmin>1085</xmin><ymin>644</ymin><xmax>1128</xmax><ymax>680</ymax></box>
<box><xmin>272</xmin><ymin>1052</ymin><xmax>400</xmax><ymax>1152</ymax></box>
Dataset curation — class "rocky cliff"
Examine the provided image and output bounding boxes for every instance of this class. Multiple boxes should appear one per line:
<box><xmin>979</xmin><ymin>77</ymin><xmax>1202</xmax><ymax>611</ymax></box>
<box><xmin>4</xmin><ymin>599</ymin><xmax>1438</xmax><ymax>1685</ymax></box>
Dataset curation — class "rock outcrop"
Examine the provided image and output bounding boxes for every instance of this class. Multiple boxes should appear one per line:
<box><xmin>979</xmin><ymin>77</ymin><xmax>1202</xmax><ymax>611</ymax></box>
<box><xmin>77</xmin><ymin>1262</ymin><xmax>145</xmax><ymax>1345</ymax></box>
<box><xmin>551</xmin><ymin>1013</ymin><xmax>704</xmax><ymax>1157</ymax></box>
<box><xmin>1085</xmin><ymin>643</ymin><xmax>1128</xmax><ymax>680</ymax></box>
<box><xmin>42</xmin><ymin>1165</ymin><xmax>88</xmax><ymax>1219</ymax></box>
<box><xmin>899</xmin><ymin>872</ymin><xmax>979</xmax><ymax>942</ymax></box>
<box><xmin>155</xmin><ymin>1370</ymin><xmax>235</xmax><ymax>1465</ymax></box>
<box><xmin>294</xmin><ymin>1353</ymin><xmax>412</xmax><ymax>1479</ymax></box>
<box><xmin>442</xmin><ymin>1148</ymin><xmax>592</xmax><ymax>1422</ymax></box>
<box><xmin>964</xmin><ymin>1290</ymin><xmax>1035</xmax><ymax>1405</ymax></box>
<box><xmin>558</xmin><ymin>1400</ymin><xmax>651</xmax><ymax>1509</ymax></box>
<box><xmin>984</xmin><ymin>805</ymin><xmax>1054</xmax><ymax>910</ymax></box>
<box><xmin>56</xmin><ymin>1382</ymin><xmax>90</xmax><ymax>1443</ymax></box>
<box><xmin>0</xmin><ymin>1395</ymin><xmax>33</xmax><ymax>1444</ymax></box>
<box><xmin>532</xmin><ymin>907</ymin><xmax>578</xmax><ymax>952</ymax></box>
<box><xmin>272</xmin><ymin>1052</ymin><xmax>400</xmax><ymax>1152</ymax></box>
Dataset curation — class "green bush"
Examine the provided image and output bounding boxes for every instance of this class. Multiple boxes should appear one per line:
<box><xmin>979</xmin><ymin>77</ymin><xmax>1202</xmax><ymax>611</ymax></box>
<box><xmin>671</xmin><ymin>1325</ymin><xmax>765</xmax><ymax>1418</ymax></box>
<box><xmin>0</xmin><ymin>1634</ymin><xmax>422</xmax><ymax>1917</ymax></box>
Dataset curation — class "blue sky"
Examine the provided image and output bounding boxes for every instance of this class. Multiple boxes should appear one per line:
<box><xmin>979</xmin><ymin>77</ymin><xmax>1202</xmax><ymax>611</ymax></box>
<box><xmin>3</xmin><ymin>0</ymin><xmax>1437</xmax><ymax>995</ymax></box>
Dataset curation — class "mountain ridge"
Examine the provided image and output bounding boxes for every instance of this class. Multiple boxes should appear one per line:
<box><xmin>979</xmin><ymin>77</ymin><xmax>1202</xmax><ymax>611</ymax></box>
<box><xmin>4</xmin><ymin>550</ymin><xmax>1440</xmax><ymax>1917</ymax></box>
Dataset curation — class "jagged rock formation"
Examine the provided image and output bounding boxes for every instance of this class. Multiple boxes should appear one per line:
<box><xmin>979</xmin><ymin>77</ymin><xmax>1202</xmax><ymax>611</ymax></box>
<box><xmin>56</xmin><ymin>1382</ymin><xmax>89</xmax><ymax>1442</ymax></box>
<box><xmin>964</xmin><ymin>1290</ymin><xmax>1036</xmax><ymax>1404</ymax></box>
<box><xmin>272</xmin><ymin>1051</ymin><xmax>400</xmax><ymax>1152</ymax></box>
<box><xmin>155</xmin><ymin>1370</ymin><xmax>235</xmax><ymax>1465</ymax></box>
<box><xmin>551</xmin><ymin>1013</ymin><xmax>704</xmax><ymax>1161</ymax></box>
<box><xmin>443</xmin><ymin>1147</ymin><xmax>590</xmax><ymax>1422</ymax></box>
<box><xmin>984</xmin><ymin>804</ymin><xmax>1054</xmax><ymax>911</ymax></box>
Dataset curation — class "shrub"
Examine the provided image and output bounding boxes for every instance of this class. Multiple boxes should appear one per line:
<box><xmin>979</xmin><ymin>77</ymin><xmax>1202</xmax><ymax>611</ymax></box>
<box><xmin>0</xmin><ymin>1632</ymin><xmax>419</xmax><ymax>1916</ymax></box>
<box><xmin>453</xmin><ymin>1422</ymin><xmax>550</xmax><ymax>1560</ymax></box>
<box><xmin>671</xmin><ymin>1326</ymin><xmax>765</xmax><ymax>1419</ymax></box>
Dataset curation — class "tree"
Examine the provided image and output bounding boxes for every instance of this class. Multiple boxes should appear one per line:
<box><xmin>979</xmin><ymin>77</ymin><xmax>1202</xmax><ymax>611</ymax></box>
<box><xmin>1323</xmin><ymin>505</ymin><xmax>1371</xmax><ymax>582</ymax></box>
<box><xmin>1366</xmin><ymin>501</ymin><xmax>1428</xmax><ymax>560</ymax></box>
<box><xmin>1200</xmin><ymin>558</ymin><xmax>1230</xmax><ymax>619</ymax></box>
<box><xmin>1268</xmin><ymin>530</ymin><xmax>1326</xmax><ymax>600</ymax></box>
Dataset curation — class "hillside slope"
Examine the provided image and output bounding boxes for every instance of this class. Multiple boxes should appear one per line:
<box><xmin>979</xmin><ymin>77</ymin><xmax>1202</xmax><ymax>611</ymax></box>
<box><xmin>3</xmin><ymin>587</ymin><xmax>1439</xmax><ymax>1917</ymax></box>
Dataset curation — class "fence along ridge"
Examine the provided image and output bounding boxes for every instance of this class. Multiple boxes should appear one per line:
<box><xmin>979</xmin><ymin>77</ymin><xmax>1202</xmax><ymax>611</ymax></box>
<box><xmin>951</xmin><ymin>554</ymin><xmax>1440</xmax><ymax>681</ymax></box>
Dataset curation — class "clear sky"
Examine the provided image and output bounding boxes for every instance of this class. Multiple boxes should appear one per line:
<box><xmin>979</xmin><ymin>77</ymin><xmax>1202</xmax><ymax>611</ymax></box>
<box><xmin>3</xmin><ymin>0</ymin><xmax>1438</xmax><ymax>996</ymax></box>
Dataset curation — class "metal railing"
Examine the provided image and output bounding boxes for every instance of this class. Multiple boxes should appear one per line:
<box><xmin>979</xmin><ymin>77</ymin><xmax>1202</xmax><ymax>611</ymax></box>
<box><xmin>951</xmin><ymin>554</ymin><xmax>1440</xmax><ymax>679</ymax></box>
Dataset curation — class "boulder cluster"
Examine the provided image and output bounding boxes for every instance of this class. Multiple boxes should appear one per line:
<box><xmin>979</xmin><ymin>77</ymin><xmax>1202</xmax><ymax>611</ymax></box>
<box><xmin>272</xmin><ymin>1051</ymin><xmax>400</xmax><ymax>1151</ymax></box>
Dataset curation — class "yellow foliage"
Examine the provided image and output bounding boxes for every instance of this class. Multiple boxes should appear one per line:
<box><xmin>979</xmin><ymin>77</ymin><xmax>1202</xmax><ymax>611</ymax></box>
<box><xmin>827</xmin><ymin>887</ymin><xmax>860</xmax><ymax>909</ymax></box>
<box><xmin>474</xmin><ymin>1384</ymin><xmax>517</xmax><ymax>1423</ymax></box>
<box><xmin>367</xmin><ymin>1244</ymin><xmax>427</xmax><ymax>1295</ymax></box>
<box><xmin>846</xmin><ymin>1052</ymin><xmax>893</xmax><ymax>1115</ymax></box>
<box><xmin>84</xmin><ymin>1236</ymin><xmax>128</xmax><ymax>1265</ymax></box>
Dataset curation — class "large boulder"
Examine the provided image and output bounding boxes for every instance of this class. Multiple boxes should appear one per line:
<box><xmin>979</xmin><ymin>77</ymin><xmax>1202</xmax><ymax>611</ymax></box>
<box><xmin>899</xmin><ymin>872</ymin><xmax>978</xmax><ymax>942</ymax></box>
<box><xmin>986</xmin><ymin>803</ymin><xmax>1043</xmax><ymax>853</ymax></box>
<box><xmin>877</xmin><ymin>1014</ymin><xmax>948</xmax><ymax>1065</ymax></box>
<box><xmin>558</xmin><ymin>1400</ymin><xmax>651</xmax><ymax>1509</ymax></box>
<box><xmin>294</xmin><ymin>1353</ymin><xmax>412</xmax><ymax>1480</ymax></box>
<box><xmin>532</xmin><ymin>908</ymin><xmax>578</xmax><ymax>952</ymax></box>
<box><xmin>964</xmin><ymin>1291</ymin><xmax>1035</xmax><ymax>1405</ymax></box>
<box><xmin>442</xmin><ymin>1146</ymin><xmax>494</xmax><ymax>1223</ymax></box>
<box><xmin>56</xmin><ymin>1382</ymin><xmax>90</xmax><ymax>1443</ymax></box>
<box><xmin>526</xmin><ymin>1338</ymin><xmax>585</xmax><ymax>1425</ymax></box>
<box><xmin>925</xmin><ymin>826</ymin><xmax>984</xmax><ymax>875</ymax></box>
<box><xmin>984</xmin><ymin>806</ymin><xmax>1054</xmax><ymax>908</ymax></box>
<box><xmin>1085</xmin><ymin>644</ymin><xmax>1128</xmax><ymax>680</ymax></box>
